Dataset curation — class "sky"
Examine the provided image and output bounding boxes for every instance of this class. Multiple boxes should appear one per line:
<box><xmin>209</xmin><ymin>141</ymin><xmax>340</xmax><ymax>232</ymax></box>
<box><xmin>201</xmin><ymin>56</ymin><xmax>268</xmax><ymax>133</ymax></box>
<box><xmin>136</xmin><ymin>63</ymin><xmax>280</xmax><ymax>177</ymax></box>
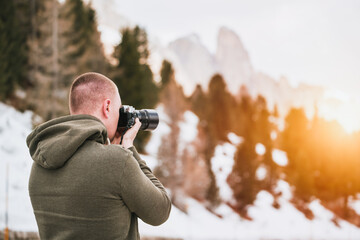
<box><xmin>102</xmin><ymin>0</ymin><xmax>360</xmax><ymax>99</ymax></box>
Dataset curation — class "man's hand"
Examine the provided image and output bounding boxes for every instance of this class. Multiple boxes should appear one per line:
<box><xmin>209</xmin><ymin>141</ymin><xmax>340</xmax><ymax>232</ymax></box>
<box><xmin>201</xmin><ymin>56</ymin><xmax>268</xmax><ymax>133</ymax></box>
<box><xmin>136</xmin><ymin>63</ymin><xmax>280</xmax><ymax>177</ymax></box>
<box><xmin>111</xmin><ymin>118</ymin><xmax>141</xmax><ymax>148</ymax></box>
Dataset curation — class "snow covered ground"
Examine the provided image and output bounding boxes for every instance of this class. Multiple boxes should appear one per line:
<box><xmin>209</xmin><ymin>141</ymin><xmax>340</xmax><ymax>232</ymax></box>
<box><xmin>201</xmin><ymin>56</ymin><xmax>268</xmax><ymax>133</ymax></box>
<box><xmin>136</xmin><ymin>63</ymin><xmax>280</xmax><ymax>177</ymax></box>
<box><xmin>0</xmin><ymin>103</ymin><xmax>37</xmax><ymax>231</ymax></box>
<box><xmin>1</xmin><ymin>102</ymin><xmax>360</xmax><ymax>239</ymax></box>
<box><xmin>139</xmin><ymin>181</ymin><xmax>360</xmax><ymax>240</ymax></box>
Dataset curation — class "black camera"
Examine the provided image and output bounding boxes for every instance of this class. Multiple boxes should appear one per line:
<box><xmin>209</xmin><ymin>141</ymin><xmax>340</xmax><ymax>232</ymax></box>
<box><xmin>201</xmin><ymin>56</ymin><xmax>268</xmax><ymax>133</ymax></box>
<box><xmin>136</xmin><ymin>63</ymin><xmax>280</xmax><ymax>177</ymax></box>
<box><xmin>118</xmin><ymin>105</ymin><xmax>159</xmax><ymax>131</ymax></box>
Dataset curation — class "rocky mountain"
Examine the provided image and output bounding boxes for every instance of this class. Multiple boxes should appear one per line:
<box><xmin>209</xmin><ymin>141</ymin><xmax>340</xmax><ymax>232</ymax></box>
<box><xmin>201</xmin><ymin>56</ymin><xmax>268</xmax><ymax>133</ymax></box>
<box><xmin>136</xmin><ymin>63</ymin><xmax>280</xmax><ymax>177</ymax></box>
<box><xmin>216</xmin><ymin>27</ymin><xmax>255</xmax><ymax>95</ymax></box>
<box><xmin>166</xmin><ymin>34</ymin><xmax>218</xmax><ymax>95</ymax></box>
<box><xmin>162</xmin><ymin>27</ymin><xmax>324</xmax><ymax>118</ymax></box>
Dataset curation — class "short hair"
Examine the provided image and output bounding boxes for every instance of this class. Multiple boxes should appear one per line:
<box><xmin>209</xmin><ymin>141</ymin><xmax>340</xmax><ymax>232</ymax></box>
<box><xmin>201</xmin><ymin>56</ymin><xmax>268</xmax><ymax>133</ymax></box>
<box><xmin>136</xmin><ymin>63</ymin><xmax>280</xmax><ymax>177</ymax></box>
<box><xmin>69</xmin><ymin>72</ymin><xmax>119</xmax><ymax>114</ymax></box>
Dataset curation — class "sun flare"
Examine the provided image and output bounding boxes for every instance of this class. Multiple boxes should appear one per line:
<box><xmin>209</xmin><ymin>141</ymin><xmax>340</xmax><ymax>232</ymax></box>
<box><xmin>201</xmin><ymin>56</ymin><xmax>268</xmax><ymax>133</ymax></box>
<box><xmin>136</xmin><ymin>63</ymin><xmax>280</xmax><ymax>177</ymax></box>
<box><xmin>319</xmin><ymin>97</ymin><xmax>360</xmax><ymax>134</ymax></box>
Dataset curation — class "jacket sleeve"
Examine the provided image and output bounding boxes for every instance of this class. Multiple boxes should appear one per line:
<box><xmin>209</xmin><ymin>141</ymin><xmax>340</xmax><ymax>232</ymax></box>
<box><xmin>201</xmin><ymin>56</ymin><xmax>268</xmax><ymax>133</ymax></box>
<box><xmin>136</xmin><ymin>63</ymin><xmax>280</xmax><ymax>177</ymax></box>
<box><xmin>119</xmin><ymin>146</ymin><xmax>171</xmax><ymax>226</ymax></box>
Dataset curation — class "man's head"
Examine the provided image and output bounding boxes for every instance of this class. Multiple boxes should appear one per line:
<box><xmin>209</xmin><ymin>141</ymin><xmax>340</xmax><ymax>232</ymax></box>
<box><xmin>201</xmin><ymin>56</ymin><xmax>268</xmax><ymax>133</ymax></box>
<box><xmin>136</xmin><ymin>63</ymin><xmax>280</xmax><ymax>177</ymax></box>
<box><xmin>69</xmin><ymin>72</ymin><xmax>121</xmax><ymax>140</ymax></box>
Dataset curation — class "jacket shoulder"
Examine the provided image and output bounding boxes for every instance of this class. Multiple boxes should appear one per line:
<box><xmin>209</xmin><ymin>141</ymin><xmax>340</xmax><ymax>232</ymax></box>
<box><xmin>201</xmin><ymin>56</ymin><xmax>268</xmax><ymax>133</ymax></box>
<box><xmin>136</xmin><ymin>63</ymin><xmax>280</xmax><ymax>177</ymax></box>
<box><xmin>87</xmin><ymin>142</ymin><xmax>135</xmax><ymax>166</ymax></box>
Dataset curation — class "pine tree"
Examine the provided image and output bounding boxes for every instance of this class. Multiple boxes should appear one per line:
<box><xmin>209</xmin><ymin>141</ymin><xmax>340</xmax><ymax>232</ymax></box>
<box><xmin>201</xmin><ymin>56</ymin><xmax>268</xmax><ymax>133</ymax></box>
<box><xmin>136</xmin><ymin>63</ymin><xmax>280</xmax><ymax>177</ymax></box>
<box><xmin>60</xmin><ymin>0</ymin><xmax>107</xmax><ymax>86</ymax></box>
<box><xmin>281</xmin><ymin>108</ymin><xmax>315</xmax><ymax>200</ymax></box>
<box><xmin>0</xmin><ymin>0</ymin><xmax>28</xmax><ymax>100</ymax></box>
<box><xmin>228</xmin><ymin>92</ymin><xmax>259</xmax><ymax>215</ymax></box>
<box><xmin>24</xmin><ymin>0</ymin><xmax>65</xmax><ymax>120</ymax></box>
<box><xmin>190</xmin><ymin>74</ymin><xmax>241</xmax><ymax>206</ymax></box>
<box><xmin>111</xmin><ymin>26</ymin><xmax>159</xmax><ymax>151</ymax></box>
<box><xmin>254</xmin><ymin>95</ymin><xmax>277</xmax><ymax>191</ymax></box>
<box><xmin>207</xmin><ymin>74</ymin><xmax>233</xmax><ymax>142</ymax></box>
<box><xmin>233</xmin><ymin>85</ymin><xmax>252</xmax><ymax>136</ymax></box>
<box><xmin>228</xmin><ymin>139</ymin><xmax>259</xmax><ymax>215</ymax></box>
<box><xmin>112</xmin><ymin>26</ymin><xmax>158</xmax><ymax>109</ymax></box>
<box><xmin>160</xmin><ymin>59</ymin><xmax>173</xmax><ymax>88</ymax></box>
<box><xmin>156</xmin><ymin>60</ymin><xmax>186</xmax><ymax>187</ymax></box>
<box><xmin>156</xmin><ymin>61</ymin><xmax>187</xmax><ymax>208</ymax></box>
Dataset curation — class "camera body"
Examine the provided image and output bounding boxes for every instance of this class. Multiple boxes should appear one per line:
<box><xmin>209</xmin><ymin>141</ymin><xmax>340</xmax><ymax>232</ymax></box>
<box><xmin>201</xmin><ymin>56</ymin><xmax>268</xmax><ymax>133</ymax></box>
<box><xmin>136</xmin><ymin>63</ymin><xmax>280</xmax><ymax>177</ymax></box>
<box><xmin>118</xmin><ymin>105</ymin><xmax>159</xmax><ymax>131</ymax></box>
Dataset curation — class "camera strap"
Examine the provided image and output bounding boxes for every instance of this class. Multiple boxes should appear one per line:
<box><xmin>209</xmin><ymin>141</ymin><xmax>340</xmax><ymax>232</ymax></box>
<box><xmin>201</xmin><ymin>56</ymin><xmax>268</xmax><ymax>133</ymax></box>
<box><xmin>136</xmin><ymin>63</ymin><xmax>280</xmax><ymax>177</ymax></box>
<box><xmin>120</xmin><ymin>126</ymin><xmax>130</xmax><ymax>145</ymax></box>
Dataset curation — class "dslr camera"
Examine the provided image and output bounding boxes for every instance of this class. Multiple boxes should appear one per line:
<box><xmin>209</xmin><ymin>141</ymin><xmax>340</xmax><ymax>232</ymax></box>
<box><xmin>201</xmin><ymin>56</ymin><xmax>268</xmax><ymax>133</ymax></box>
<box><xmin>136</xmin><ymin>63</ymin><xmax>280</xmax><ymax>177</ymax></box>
<box><xmin>118</xmin><ymin>105</ymin><xmax>159</xmax><ymax>131</ymax></box>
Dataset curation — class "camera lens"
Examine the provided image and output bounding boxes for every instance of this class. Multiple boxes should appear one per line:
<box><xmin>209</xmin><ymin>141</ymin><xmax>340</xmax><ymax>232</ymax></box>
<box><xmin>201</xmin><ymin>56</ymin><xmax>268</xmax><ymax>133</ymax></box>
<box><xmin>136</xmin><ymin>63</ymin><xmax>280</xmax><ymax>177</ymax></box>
<box><xmin>136</xmin><ymin>109</ymin><xmax>159</xmax><ymax>131</ymax></box>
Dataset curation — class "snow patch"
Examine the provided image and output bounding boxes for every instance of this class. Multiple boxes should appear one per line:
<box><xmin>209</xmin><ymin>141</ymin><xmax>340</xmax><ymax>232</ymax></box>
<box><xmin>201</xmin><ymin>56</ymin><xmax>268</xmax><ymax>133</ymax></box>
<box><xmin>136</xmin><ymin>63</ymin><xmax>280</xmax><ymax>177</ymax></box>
<box><xmin>145</xmin><ymin>104</ymin><xmax>170</xmax><ymax>157</ymax></box>
<box><xmin>350</xmin><ymin>197</ymin><xmax>360</xmax><ymax>215</ymax></box>
<box><xmin>274</xmin><ymin>180</ymin><xmax>292</xmax><ymax>201</ymax></box>
<box><xmin>247</xmin><ymin>181</ymin><xmax>360</xmax><ymax>239</ymax></box>
<box><xmin>227</xmin><ymin>132</ymin><xmax>243</xmax><ymax>145</ymax></box>
<box><xmin>178</xmin><ymin>111</ymin><xmax>199</xmax><ymax>155</ymax></box>
<box><xmin>256</xmin><ymin>165</ymin><xmax>267</xmax><ymax>181</ymax></box>
<box><xmin>270</xmin><ymin>130</ymin><xmax>277</xmax><ymax>140</ymax></box>
<box><xmin>255</xmin><ymin>143</ymin><xmax>266</xmax><ymax>155</ymax></box>
<box><xmin>272</xmin><ymin>149</ymin><xmax>288</xmax><ymax>166</ymax></box>
<box><xmin>139</xmin><ymin>154</ymin><xmax>158</xmax><ymax>170</ymax></box>
<box><xmin>211</xmin><ymin>139</ymin><xmax>238</xmax><ymax>203</ymax></box>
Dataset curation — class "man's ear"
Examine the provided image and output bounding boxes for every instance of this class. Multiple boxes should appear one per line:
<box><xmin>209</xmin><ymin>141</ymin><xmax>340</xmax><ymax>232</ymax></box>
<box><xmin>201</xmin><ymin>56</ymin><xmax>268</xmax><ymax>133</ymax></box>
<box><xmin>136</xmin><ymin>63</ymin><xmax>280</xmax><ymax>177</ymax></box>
<box><xmin>102</xmin><ymin>99</ymin><xmax>111</xmax><ymax>118</ymax></box>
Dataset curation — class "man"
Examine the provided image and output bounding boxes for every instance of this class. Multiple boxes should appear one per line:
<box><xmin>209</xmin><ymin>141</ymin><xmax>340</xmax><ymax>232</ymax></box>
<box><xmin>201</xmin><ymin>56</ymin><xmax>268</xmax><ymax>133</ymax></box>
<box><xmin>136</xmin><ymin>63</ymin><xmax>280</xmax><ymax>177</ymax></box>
<box><xmin>26</xmin><ymin>72</ymin><xmax>171</xmax><ymax>239</ymax></box>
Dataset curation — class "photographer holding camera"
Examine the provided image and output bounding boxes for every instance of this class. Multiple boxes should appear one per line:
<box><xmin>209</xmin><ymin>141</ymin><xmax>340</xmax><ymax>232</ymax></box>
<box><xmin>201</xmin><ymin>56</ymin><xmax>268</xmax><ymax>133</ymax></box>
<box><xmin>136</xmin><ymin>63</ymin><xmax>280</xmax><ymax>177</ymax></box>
<box><xmin>26</xmin><ymin>72</ymin><xmax>171</xmax><ymax>240</ymax></box>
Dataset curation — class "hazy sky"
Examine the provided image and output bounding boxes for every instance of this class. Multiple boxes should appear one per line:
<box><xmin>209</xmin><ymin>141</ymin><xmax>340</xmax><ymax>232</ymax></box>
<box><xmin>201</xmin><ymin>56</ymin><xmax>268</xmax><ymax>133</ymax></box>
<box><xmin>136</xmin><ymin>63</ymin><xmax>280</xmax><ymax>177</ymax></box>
<box><xmin>108</xmin><ymin>0</ymin><xmax>360</xmax><ymax>98</ymax></box>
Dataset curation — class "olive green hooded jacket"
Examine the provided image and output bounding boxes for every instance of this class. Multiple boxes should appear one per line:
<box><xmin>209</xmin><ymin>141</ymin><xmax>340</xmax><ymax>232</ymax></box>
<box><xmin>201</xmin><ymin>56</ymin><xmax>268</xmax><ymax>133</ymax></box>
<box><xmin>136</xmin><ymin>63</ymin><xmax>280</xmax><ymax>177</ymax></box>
<box><xmin>26</xmin><ymin>114</ymin><xmax>171</xmax><ymax>240</ymax></box>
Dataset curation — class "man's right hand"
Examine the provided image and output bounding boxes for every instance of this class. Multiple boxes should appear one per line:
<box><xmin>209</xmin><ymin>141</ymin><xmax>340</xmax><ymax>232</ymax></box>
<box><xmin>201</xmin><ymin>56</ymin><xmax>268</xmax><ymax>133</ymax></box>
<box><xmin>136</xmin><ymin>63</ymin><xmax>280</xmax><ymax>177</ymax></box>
<box><xmin>113</xmin><ymin>118</ymin><xmax>141</xmax><ymax>149</ymax></box>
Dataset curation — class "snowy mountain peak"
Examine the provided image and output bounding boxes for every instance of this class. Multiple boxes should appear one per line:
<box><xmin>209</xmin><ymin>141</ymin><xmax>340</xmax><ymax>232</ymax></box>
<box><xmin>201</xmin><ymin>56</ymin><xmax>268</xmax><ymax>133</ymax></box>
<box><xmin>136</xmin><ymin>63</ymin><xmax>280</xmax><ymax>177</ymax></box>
<box><xmin>217</xmin><ymin>26</ymin><xmax>247</xmax><ymax>51</ymax></box>
<box><xmin>168</xmin><ymin>33</ymin><xmax>208</xmax><ymax>53</ymax></box>
<box><xmin>216</xmin><ymin>26</ymin><xmax>254</xmax><ymax>95</ymax></box>
<box><xmin>185</xmin><ymin>33</ymin><xmax>202</xmax><ymax>45</ymax></box>
<box><xmin>167</xmin><ymin>34</ymin><xmax>218</xmax><ymax>95</ymax></box>
<box><xmin>165</xmin><ymin>27</ymin><xmax>256</xmax><ymax>96</ymax></box>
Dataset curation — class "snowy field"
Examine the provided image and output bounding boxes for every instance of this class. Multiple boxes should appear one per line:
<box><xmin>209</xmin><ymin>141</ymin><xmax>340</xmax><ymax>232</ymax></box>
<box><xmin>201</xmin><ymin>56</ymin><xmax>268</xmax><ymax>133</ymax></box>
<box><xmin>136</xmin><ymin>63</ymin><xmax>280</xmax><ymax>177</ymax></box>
<box><xmin>0</xmin><ymin>103</ymin><xmax>37</xmax><ymax>231</ymax></box>
<box><xmin>1</xmin><ymin>102</ymin><xmax>360</xmax><ymax>239</ymax></box>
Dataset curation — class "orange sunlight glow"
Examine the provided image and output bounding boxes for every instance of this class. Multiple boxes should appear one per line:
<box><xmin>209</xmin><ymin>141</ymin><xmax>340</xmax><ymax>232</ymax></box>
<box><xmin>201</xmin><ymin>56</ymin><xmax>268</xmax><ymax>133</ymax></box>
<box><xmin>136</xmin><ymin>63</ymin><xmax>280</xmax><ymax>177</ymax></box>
<box><xmin>319</xmin><ymin>93</ymin><xmax>360</xmax><ymax>134</ymax></box>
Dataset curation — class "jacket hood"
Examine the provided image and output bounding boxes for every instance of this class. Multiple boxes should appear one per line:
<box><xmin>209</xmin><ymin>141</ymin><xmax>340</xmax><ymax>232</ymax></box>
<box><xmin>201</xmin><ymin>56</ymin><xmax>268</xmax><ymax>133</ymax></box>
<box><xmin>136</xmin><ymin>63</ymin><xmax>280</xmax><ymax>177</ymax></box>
<box><xmin>26</xmin><ymin>114</ymin><xmax>108</xmax><ymax>169</ymax></box>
